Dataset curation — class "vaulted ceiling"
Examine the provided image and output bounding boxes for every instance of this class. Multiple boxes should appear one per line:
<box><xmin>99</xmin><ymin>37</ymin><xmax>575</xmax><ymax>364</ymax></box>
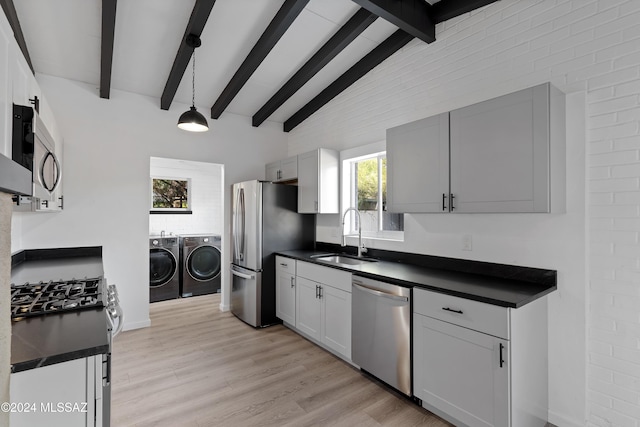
<box><xmin>4</xmin><ymin>0</ymin><xmax>498</xmax><ymax>132</ymax></box>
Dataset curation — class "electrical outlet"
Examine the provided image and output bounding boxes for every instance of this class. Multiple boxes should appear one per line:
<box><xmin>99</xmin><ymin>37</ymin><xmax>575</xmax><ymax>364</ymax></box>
<box><xmin>462</xmin><ymin>234</ymin><xmax>472</xmax><ymax>251</ymax></box>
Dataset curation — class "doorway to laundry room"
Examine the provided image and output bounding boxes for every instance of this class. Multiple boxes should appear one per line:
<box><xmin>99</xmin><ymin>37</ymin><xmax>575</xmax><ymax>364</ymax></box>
<box><xmin>148</xmin><ymin>157</ymin><xmax>224</xmax><ymax>305</ymax></box>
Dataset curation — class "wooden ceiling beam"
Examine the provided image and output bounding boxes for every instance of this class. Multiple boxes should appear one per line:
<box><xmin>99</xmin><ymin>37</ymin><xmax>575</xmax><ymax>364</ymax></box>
<box><xmin>0</xmin><ymin>0</ymin><xmax>34</xmax><ymax>73</ymax></box>
<box><xmin>284</xmin><ymin>29</ymin><xmax>413</xmax><ymax>132</ymax></box>
<box><xmin>252</xmin><ymin>8</ymin><xmax>377</xmax><ymax>127</ymax></box>
<box><xmin>351</xmin><ymin>0</ymin><xmax>434</xmax><ymax>43</ymax></box>
<box><xmin>283</xmin><ymin>0</ymin><xmax>502</xmax><ymax>131</ymax></box>
<box><xmin>100</xmin><ymin>0</ymin><xmax>117</xmax><ymax>99</ymax></box>
<box><xmin>210</xmin><ymin>0</ymin><xmax>310</xmax><ymax>120</ymax></box>
<box><xmin>429</xmin><ymin>0</ymin><xmax>500</xmax><ymax>24</ymax></box>
<box><xmin>160</xmin><ymin>0</ymin><xmax>217</xmax><ymax>110</ymax></box>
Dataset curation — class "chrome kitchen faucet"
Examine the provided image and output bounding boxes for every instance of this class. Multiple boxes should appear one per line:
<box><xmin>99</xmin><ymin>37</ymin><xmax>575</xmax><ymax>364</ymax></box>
<box><xmin>341</xmin><ymin>207</ymin><xmax>367</xmax><ymax>257</ymax></box>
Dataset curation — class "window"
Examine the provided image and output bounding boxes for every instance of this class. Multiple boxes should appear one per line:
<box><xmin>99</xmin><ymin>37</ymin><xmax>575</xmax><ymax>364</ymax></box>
<box><xmin>344</xmin><ymin>151</ymin><xmax>403</xmax><ymax>240</ymax></box>
<box><xmin>150</xmin><ymin>177</ymin><xmax>192</xmax><ymax>214</ymax></box>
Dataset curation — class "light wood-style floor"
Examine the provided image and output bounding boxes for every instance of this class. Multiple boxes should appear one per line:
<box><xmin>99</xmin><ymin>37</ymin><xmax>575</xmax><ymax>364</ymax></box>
<box><xmin>111</xmin><ymin>294</ymin><xmax>453</xmax><ymax>427</ymax></box>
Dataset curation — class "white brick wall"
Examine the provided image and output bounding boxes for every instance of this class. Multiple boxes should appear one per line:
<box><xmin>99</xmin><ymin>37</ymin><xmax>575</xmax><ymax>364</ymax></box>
<box><xmin>287</xmin><ymin>1</ymin><xmax>640</xmax><ymax>426</ymax></box>
<box><xmin>149</xmin><ymin>157</ymin><xmax>224</xmax><ymax>236</ymax></box>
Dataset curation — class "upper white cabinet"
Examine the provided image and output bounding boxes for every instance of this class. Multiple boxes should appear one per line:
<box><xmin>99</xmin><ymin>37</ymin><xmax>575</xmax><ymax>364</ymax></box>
<box><xmin>0</xmin><ymin>11</ymin><xmax>12</xmax><ymax>157</ymax></box>
<box><xmin>450</xmin><ymin>84</ymin><xmax>565</xmax><ymax>213</ymax></box>
<box><xmin>387</xmin><ymin>113</ymin><xmax>449</xmax><ymax>213</ymax></box>
<box><xmin>387</xmin><ymin>83</ymin><xmax>565</xmax><ymax>214</ymax></box>
<box><xmin>297</xmin><ymin>148</ymin><xmax>339</xmax><ymax>214</ymax></box>
<box><xmin>266</xmin><ymin>155</ymin><xmax>297</xmax><ymax>182</ymax></box>
<box><xmin>413</xmin><ymin>288</ymin><xmax>549</xmax><ymax>427</ymax></box>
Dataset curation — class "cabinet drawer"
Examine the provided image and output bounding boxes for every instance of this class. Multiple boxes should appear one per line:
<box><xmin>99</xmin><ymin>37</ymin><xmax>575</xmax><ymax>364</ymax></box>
<box><xmin>275</xmin><ymin>256</ymin><xmax>296</xmax><ymax>275</ymax></box>
<box><xmin>413</xmin><ymin>288</ymin><xmax>509</xmax><ymax>339</ymax></box>
<box><xmin>297</xmin><ymin>261</ymin><xmax>352</xmax><ymax>293</ymax></box>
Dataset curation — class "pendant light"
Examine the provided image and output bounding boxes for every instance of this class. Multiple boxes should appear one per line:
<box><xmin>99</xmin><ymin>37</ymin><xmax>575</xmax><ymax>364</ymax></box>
<box><xmin>178</xmin><ymin>34</ymin><xmax>209</xmax><ymax>132</ymax></box>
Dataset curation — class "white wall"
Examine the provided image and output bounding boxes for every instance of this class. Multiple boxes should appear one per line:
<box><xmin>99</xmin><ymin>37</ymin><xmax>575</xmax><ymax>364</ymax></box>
<box><xmin>149</xmin><ymin>157</ymin><xmax>223</xmax><ymax>237</ymax></box>
<box><xmin>0</xmin><ymin>194</ymin><xmax>12</xmax><ymax>427</ymax></box>
<box><xmin>288</xmin><ymin>1</ymin><xmax>640</xmax><ymax>426</ymax></box>
<box><xmin>12</xmin><ymin>74</ymin><xmax>288</xmax><ymax>329</ymax></box>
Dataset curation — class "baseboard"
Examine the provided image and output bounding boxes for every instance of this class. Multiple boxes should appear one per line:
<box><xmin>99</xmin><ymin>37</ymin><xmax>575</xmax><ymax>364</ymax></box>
<box><xmin>219</xmin><ymin>303</ymin><xmax>230</xmax><ymax>312</ymax></box>
<box><xmin>548</xmin><ymin>410</ymin><xmax>582</xmax><ymax>427</ymax></box>
<box><xmin>122</xmin><ymin>319</ymin><xmax>151</xmax><ymax>331</ymax></box>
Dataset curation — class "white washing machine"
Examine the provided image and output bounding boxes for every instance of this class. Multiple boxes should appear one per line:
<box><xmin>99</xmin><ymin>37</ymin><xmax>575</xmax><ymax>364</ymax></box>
<box><xmin>149</xmin><ymin>236</ymin><xmax>180</xmax><ymax>302</ymax></box>
<box><xmin>180</xmin><ymin>234</ymin><xmax>222</xmax><ymax>297</ymax></box>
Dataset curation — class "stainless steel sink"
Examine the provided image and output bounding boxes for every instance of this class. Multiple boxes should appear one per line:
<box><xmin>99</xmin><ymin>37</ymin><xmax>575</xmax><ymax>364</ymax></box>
<box><xmin>313</xmin><ymin>254</ymin><xmax>378</xmax><ymax>266</ymax></box>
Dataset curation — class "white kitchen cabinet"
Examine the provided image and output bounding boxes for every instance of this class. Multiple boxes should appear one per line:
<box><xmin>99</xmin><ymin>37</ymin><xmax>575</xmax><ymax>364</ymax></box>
<box><xmin>10</xmin><ymin>38</ymin><xmax>35</xmax><ymax>107</ymax></box>
<box><xmin>265</xmin><ymin>155</ymin><xmax>297</xmax><ymax>182</ymax></box>
<box><xmin>386</xmin><ymin>83</ymin><xmax>565</xmax><ymax>214</ymax></box>
<box><xmin>0</xmin><ymin>10</ymin><xmax>11</xmax><ymax>157</ymax></box>
<box><xmin>297</xmin><ymin>148</ymin><xmax>339</xmax><ymax>214</ymax></box>
<box><xmin>295</xmin><ymin>276</ymin><xmax>323</xmax><ymax>341</ymax></box>
<box><xmin>320</xmin><ymin>283</ymin><xmax>351</xmax><ymax>357</ymax></box>
<box><xmin>275</xmin><ymin>255</ymin><xmax>296</xmax><ymax>326</ymax></box>
<box><xmin>413</xmin><ymin>288</ymin><xmax>548</xmax><ymax>427</ymax></box>
<box><xmin>291</xmin><ymin>260</ymin><xmax>352</xmax><ymax>360</ymax></box>
<box><xmin>414</xmin><ymin>314</ymin><xmax>509</xmax><ymax>427</ymax></box>
<box><xmin>450</xmin><ymin>84</ymin><xmax>565</xmax><ymax>213</ymax></box>
<box><xmin>387</xmin><ymin>113</ymin><xmax>449</xmax><ymax>213</ymax></box>
<box><xmin>11</xmin><ymin>356</ymin><xmax>103</xmax><ymax>427</ymax></box>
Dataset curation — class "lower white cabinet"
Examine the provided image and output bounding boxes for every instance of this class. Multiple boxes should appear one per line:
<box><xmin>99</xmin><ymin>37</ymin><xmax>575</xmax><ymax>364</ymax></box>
<box><xmin>276</xmin><ymin>257</ymin><xmax>352</xmax><ymax>361</ymax></box>
<box><xmin>295</xmin><ymin>276</ymin><xmax>323</xmax><ymax>340</ymax></box>
<box><xmin>10</xmin><ymin>356</ymin><xmax>103</xmax><ymax>427</ymax></box>
<box><xmin>413</xmin><ymin>288</ymin><xmax>548</xmax><ymax>427</ymax></box>
<box><xmin>275</xmin><ymin>256</ymin><xmax>296</xmax><ymax>325</ymax></box>
<box><xmin>295</xmin><ymin>272</ymin><xmax>352</xmax><ymax>360</ymax></box>
<box><xmin>414</xmin><ymin>314</ymin><xmax>509</xmax><ymax>427</ymax></box>
<box><xmin>320</xmin><ymin>283</ymin><xmax>351</xmax><ymax>357</ymax></box>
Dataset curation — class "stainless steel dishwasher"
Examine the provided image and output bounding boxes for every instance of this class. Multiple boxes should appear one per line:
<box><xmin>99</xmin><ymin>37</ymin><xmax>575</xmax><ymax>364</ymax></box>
<box><xmin>352</xmin><ymin>275</ymin><xmax>412</xmax><ymax>396</ymax></box>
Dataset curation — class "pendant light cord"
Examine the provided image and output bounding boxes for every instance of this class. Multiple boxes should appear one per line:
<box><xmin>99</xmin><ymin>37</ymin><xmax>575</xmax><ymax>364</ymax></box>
<box><xmin>191</xmin><ymin>48</ymin><xmax>196</xmax><ymax>108</ymax></box>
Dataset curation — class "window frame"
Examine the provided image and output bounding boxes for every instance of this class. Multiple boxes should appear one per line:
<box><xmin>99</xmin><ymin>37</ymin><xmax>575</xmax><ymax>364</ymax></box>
<box><xmin>340</xmin><ymin>142</ymin><xmax>404</xmax><ymax>242</ymax></box>
<box><xmin>150</xmin><ymin>176</ymin><xmax>193</xmax><ymax>214</ymax></box>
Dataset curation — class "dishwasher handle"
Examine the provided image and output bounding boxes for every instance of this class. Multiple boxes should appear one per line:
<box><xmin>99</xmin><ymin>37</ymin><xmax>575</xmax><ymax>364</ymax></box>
<box><xmin>353</xmin><ymin>282</ymin><xmax>409</xmax><ymax>302</ymax></box>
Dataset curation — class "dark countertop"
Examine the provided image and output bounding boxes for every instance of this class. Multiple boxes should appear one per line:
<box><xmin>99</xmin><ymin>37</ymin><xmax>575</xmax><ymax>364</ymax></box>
<box><xmin>10</xmin><ymin>247</ymin><xmax>110</xmax><ymax>373</ymax></box>
<box><xmin>278</xmin><ymin>249</ymin><xmax>556</xmax><ymax>308</ymax></box>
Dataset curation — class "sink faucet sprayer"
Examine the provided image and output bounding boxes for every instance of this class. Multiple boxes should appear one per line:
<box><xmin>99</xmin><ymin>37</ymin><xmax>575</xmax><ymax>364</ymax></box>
<box><xmin>341</xmin><ymin>207</ymin><xmax>367</xmax><ymax>257</ymax></box>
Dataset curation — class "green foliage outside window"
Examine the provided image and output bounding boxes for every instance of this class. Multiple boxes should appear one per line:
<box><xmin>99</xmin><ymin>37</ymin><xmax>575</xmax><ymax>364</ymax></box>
<box><xmin>356</xmin><ymin>158</ymin><xmax>387</xmax><ymax>211</ymax></box>
<box><xmin>152</xmin><ymin>179</ymin><xmax>189</xmax><ymax>209</ymax></box>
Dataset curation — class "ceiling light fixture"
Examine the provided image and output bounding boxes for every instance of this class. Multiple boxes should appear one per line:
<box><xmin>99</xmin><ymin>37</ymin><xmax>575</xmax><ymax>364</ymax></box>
<box><xmin>178</xmin><ymin>34</ymin><xmax>208</xmax><ymax>132</ymax></box>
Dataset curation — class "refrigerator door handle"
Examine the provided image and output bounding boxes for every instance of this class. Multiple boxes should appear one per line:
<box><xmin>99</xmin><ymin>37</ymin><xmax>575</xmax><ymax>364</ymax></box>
<box><xmin>233</xmin><ymin>187</ymin><xmax>240</xmax><ymax>262</ymax></box>
<box><xmin>239</xmin><ymin>188</ymin><xmax>246</xmax><ymax>261</ymax></box>
<box><xmin>230</xmin><ymin>266</ymin><xmax>255</xmax><ymax>280</ymax></box>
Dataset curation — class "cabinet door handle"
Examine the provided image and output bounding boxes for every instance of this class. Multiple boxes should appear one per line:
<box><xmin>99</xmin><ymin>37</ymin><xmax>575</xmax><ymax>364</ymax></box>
<box><xmin>499</xmin><ymin>343</ymin><xmax>505</xmax><ymax>368</ymax></box>
<box><xmin>450</xmin><ymin>193</ymin><xmax>456</xmax><ymax>211</ymax></box>
<box><xmin>315</xmin><ymin>285</ymin><xmax>319</xmax><ymax>298</ymax></box>
<box><xmin>442</xmin><ymin>193</ymin><xmax>447</xmax><ymax>211</ymax></box>
<box><xmin>442</xmin><ymin>307</ymin><xmax>463</xmax><ymax>314</ymax></box>
<box><xmin>319</xmin><ymin>285</ymin><xmax>323</xmax><ymax>299</ymax></box>
<box><xmin>280</xmin><ymin>262</ymin><xmax>288</xmax><ymax>267</ymax></box>
<box><xmin>290</xmin><ymin>277</ymin><xmax>295</xmax><ymax>288</ymax></box>
<box><xmin>58</xmin><ymin>196</ymin><xmax>64</xmax><ymax>210</ymax></box>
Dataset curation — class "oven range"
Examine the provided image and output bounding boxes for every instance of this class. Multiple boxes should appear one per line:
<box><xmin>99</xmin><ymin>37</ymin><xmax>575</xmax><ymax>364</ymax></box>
<box><xmin>10</xmin><ymin>277</ymin><xmax>104</xmax><ymax>319</ymax></box>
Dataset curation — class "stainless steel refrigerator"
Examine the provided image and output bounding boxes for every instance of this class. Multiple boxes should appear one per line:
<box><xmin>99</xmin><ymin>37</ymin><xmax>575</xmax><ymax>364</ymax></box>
<box><xmin>230</xmin><ymin>180</ymin><xmax>315</xmax><ymax>327</ymax></box>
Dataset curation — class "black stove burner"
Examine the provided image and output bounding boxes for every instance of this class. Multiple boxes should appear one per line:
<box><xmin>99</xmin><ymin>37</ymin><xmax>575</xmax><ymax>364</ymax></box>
<box><xmin>10</xmin><ymin>277</ymin><xmax>104</xmax><ymax>320</ymax></box>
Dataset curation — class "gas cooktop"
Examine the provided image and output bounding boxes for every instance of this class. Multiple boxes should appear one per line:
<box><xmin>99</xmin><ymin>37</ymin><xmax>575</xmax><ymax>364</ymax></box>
<box><xmin>10</xmin><ymin>277</ymin><xmax>104</xmax><ymax>320</ymax></box>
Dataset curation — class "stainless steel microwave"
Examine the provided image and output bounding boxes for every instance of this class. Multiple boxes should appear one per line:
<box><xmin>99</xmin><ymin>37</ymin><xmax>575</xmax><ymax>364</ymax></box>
<box><xmin>12</xmin><ymin>104</ymin><xmax>63</xmax><ymax>211</ymax></box>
